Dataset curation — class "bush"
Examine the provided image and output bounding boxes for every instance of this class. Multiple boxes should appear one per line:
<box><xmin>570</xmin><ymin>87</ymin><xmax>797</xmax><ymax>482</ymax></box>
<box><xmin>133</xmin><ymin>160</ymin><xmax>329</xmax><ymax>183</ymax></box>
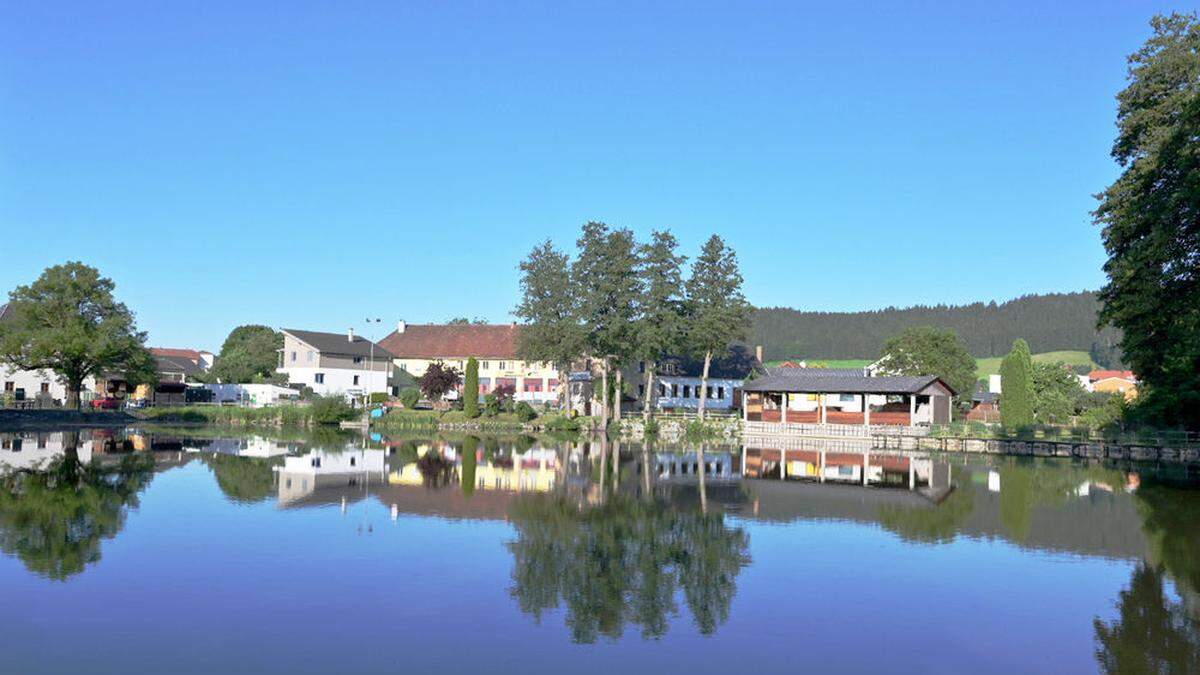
<box><xmin>643</xmin><ymin>417</ymin><xmax>660</xmax><ymax>435</ymax></box>
<box><xmin>514</xmin><ymin>401</ymin><xmax>537</xmax><ymax>422</ymax></box>
<box><xmin>399</xmin><ymin>388</ymin><xmax>421</xmax><ymax>409</ymax></box>
<box><xmin>368</xmin><ymin>392</ymin><xmax>390</xmax><ymax>405</ymax></box>
<box><xmin>463</xmin><ymin>358</ymin><xmax>480</xmax><ymax>418</ymax></box>
<box><xmin>484</xmin><ymin>392</ymin><xmax>501</xmax><ymax>417</ymax></box>
<box><xmin>309</xmin><ymin>395</ymin><xmax>355</xmax><ymax>425</ymax></box>
<box><xmin>543</xmin><ymin>415</ymin><xmax>580</xmax><ymax>432</ymax></box>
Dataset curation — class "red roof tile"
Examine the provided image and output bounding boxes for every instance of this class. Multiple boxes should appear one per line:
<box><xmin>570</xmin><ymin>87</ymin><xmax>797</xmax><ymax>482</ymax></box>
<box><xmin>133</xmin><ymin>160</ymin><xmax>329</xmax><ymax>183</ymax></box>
<box><xmin>378</xmin><ymin>324</ymin><xmax>520</xmax><ymax>360</ymax></box>
<box><xmin>1088</xmin><ymin>370</ymin><xmax>1136</xmax><ymax>382</ymax></box>
<box><xmin>150</xmin><ymin>347</ymin><xmax>205</xmax><ymax>363</ymax></box>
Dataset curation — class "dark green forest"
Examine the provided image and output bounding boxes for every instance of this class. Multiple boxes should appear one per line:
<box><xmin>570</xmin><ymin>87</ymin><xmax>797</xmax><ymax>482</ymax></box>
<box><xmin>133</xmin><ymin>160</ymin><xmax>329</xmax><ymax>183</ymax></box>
<box><xmin>750</xmin><ymin>291</ymin><xmax>1122</xmax><ymax>363</ymax></box>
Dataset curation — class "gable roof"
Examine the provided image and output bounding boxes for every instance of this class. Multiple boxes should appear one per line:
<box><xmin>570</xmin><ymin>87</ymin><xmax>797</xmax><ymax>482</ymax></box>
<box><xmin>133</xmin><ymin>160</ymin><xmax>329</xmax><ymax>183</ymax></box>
<box><xmin>743</xmin><ymin>369</ymin><xmax>956</xmax><ymax>396</ymax></box>
<box><xmin>150</xmin><ymin>347</ymin><xmax>205</xmax><ymax>364</ymax></box>
<box><xmin>1089</xmin><ymin>369</ymin><xmax>1135</xmax><ymax>382</ymax></box>
<box><xmin>657</xmin><ymin>345</ymin><xmax>762</xmax><ymax>380</ymax></box>
<box><xmin>282</xmin><ymin>329</ymin><xmax>393</xmax><ymax>359</ymax></box>
<box><xmin>378</xmin><ymin>324</ymin><xmax>520</xmax><ymax>360</ymax></box>
<box><xmin>154</xmin><ymin>354</ymin><xmax>205</xmax><ymax>377</ymax></box>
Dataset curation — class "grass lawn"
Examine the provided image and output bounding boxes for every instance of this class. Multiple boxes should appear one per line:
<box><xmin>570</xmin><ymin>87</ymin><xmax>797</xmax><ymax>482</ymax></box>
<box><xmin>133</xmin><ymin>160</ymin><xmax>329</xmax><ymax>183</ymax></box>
<box><xmin>974</xmin><ymin>350</ymin><xmax>1097</xmax><ymax>379</ymax></box>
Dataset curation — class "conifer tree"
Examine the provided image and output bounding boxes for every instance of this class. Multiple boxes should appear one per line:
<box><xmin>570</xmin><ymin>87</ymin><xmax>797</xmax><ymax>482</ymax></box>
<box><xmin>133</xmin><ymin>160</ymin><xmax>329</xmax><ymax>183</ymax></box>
<box><xmin>684</xmin><ymin>235</ymin><xmax>751</xmax><ymax>421</ymax></box>
<box><xmin>463</xmin><ymin>357</ymin><xmax>480</xmax><ymax>418</ymax></box>
<box><xmin>634</xmin><ymin>230</ymin><xmax>686</xmax><ymax>420</ymax></box>
<box><xmin>515</xmin><ymin>240</ymin><xmax>584</xmax><ymax>410</ymax></box>
<box><xmin>1000</xmin><ymin>338</ymin><xmax>1035</xmax><ymax>428</ymax></box>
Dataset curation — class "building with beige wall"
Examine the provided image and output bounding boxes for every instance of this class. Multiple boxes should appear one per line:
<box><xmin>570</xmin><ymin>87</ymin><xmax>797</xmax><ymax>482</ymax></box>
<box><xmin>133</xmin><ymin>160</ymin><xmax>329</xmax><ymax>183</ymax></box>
<box><xmin>378</xmin><ymin>321</ymin><xmax>559</xmax><ymax>403</ymax></box>
<box><xmin>276</xmin><ymin>328</ymin><xmax>397</xmax><ymax>399</ymax></box>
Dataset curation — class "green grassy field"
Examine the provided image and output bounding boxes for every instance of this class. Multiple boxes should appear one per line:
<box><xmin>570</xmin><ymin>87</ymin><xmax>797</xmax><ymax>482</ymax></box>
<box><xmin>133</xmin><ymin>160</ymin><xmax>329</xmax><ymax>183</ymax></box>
<box><xmin>975</xmin><ymin>350</ymin><xmax>1097</xmax><ymax>379</ymax></box>
<box><xmin>768</xmin><ymin>350</ymin><xmax>1097</xmax><ymax>379</ymax></box>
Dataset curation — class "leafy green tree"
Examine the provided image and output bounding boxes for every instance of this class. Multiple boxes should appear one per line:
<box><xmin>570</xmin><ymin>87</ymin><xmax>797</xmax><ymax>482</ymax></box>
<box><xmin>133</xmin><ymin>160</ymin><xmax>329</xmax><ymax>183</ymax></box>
<box><xmin>308</xmin><ymin>394</ymin><xmax>355</xmax><ymax>424</ymax></box>
<box><xmin>399</xmin><ymin>387</ymin><xmax>421</xmax><ymax>409</ymax></box>
<box><xmin>878</xmin><ymin>325</ymin><xmax>976</xmax><ymax>406</ymax></box>
<box><xmin>573</xmin><ymin>223</ymin><xmax>640</xmax><ymax>422</ymax></box>
<box><xmin>634</xmin><ymin>230</ymin><xmax>687</xmax><ymax>420</ymax></box>
<box><xmin>417</xmin><ymin>360</ymin><xmax>461</xmax><ymax>402</ymax></box>
<box><xmin>1000</xmin><ymin>339</ymin><xmax>1035</xmax><ymax>428</ymax></box>
<box><xmin>210</xmin><ymin>325</ymin><xmax>283</xmax><ymax>384</ymax></box>
<box><xmin>1094</xmin><ymin>565</ymin><xmax>1200</xmax><ymax>673</ymax></box>
<box><xmin>684</xmin><ymin>235</ymin><xmax>751</xmax><ymax>420</ymax></box>
<box><xmin>204</xmin><ymin>454</ymin><xmax>283</xmax><ymax>503</ymax></box>
<box><xmin>1031</xmin><ymin>361</ymin><xmax>1087</xmax><ymax>424</ymax></box>
<box><xmin>1095</xmin><ymin>13</ymin><xmax>1200</xmax><ymax>430</ymax></box>
<box><xmin>463</xmin><ymin>357</ymin><xmax>480</xmax><ymax>418</ymax></box>
<box><xmin>515</xmin><ymin>239</ymin><xmax>585</xmax><ymax>409</ymax></box>
<box><xmin>0</xmin><ymin>262</ymin><xmax>155</xmax><ymax>408</ymax></box>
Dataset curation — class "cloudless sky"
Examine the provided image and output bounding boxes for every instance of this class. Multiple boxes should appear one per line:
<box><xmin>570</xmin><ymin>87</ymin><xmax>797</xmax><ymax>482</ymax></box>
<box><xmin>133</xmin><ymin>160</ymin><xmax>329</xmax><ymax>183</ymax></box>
<box><xmin>0</xmin><ymin>1</ymin><xmax>1183</xmax><ymax>350</ymax></box>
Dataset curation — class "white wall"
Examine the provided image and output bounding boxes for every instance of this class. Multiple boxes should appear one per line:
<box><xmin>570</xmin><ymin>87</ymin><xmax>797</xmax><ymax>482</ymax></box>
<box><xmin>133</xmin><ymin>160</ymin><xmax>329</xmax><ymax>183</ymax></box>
<box><xmin>276</xmin><ymin>365</ymin><xmax>391</xmax><ymax>398</ymax></box>
<box><xmin>0</xmin><ymin>365</ymin><xmax>95</xmax><ymax>403</ymax></box>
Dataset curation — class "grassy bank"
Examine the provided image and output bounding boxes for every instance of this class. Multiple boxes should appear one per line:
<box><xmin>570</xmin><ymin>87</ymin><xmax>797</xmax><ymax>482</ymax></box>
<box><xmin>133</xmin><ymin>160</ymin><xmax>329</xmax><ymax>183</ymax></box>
<box><xmin>974</xmin><ymin>350</ymin><xmax>1097</xmax><ymax>379</ymax></box>
<box><xmin>371</xmin><ymin>408</ymin><xmax>593</xmax><ymax>434</ymax></box>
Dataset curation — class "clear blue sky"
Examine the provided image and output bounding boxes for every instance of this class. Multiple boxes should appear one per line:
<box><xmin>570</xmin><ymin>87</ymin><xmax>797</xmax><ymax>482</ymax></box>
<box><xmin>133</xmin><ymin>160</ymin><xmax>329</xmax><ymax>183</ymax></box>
<box><xmin>0</xmin><ymin>1</ymin><xmax>1180</xmax><ymax>351</ymax></box>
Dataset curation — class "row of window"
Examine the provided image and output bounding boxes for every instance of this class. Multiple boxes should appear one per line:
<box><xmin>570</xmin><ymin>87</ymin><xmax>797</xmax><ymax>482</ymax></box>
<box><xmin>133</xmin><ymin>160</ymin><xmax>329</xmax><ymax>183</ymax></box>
<box><xmin>3</xmin><ymin>382</ymin><xmax>51</xmax><ymax>393</ymax></box>
<box><xmin>636</xmin><ymin>382</ymin><xmax>727</xmax><ymax>400</ymax></box>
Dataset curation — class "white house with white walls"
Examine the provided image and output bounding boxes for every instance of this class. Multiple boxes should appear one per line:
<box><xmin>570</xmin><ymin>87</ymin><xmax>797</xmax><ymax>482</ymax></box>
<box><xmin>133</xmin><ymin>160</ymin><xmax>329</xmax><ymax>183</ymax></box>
<box><xmin>275</xmin><ymin>328</ymin><xmax>397</xmax><ymax>399</ymax></box>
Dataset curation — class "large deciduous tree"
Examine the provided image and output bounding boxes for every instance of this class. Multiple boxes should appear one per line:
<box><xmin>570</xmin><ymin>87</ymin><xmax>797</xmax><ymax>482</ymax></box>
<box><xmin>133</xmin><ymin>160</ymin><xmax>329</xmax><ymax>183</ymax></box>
<box><xmin>1095</xmin><ymin>13</ymin><xmax>1200</xmax><ymax>429</ymax></box>
<box><xmin>574</xmin><ymin>222</ymin><xmax>639</xmax><ymax>423</ymax></box>
<box><xmin>878</xmin><ymin>325</ymin><xmax>976</xmax><ymax>407</ymax></box>
<box><xmin>1000</xmin><ymin>339</ymin><xmax>1035</xmax><ymax>428</ymax></box>
<box><xmin>210</xmin><ymin>324</ymin><xmax>283</xmax><ymax>383</ymax></box>
<box><xmin>684</xmin><ymin>235</ymin><xmax>751</xmax><ymax>421</ymax></box>
<box><xmin>634</xmin><ymin>230</ymin><xmax>687</xmax><ymax>421</ymax></box>
<box><xmin>0</xmin><ymin>262</ymin><xmax>155</xmax><ymax>409</ymax></box>
<box><xmin>418</xmin><ymin>360</ymin><xmax>462</xmax><ymax>403</ymax></box>
<box><xmin>515</xmin><ymin>240</ymin><xmax>584</xmax><ymax>410</ymax></box>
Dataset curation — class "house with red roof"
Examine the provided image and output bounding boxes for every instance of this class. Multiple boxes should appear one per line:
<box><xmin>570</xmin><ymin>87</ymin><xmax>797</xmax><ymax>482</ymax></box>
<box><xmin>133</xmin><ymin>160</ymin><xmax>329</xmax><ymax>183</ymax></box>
<box><xmin>1087</xmin><ymin>369</ymin><xmax>1138</xmax><ymax>399</ymax></box>
<box><xmin>378</xmin><ymin>321</ymin><xmax>559</xmax><ymax>403</ymax></box>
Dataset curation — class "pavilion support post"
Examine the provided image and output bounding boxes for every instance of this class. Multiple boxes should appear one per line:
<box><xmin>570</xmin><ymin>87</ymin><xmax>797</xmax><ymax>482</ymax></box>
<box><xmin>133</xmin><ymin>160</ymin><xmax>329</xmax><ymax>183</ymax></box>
<box><xmin>862</xmin><ymin>452</ymin><xmax>869</xmax><ymax>486</ymax></box>
<box><xmin>908</xmin><ymin>459</ymin><xmax>915</xmax><ymax>489</ymax></box>
<box><xmin>820</xmin><ymin>394</ymin><xmax>827</xmax><ymax>425</ymax></box>
<box><xmin>742</xmin><ymin>393</ymin><xmax>748</xmax><ymax>422</ymax></box>
<box><xmin>863</xmin><ymin>394</ymin><xmax>870</xmax><ymax>427</ymax></box>
<box><xmin>780</xmin><ymin>451</ymin><xmax>786</xmax><ymax>481</ymax></box>
<box><xmin>909</xmin><ymin>394</ymin><xmax>917</xmax><ymax>425</ymax></box>
<box><xmin>819</xmin><ymin>449</ymin><xmax>826</xmax><ymax>483</ymax></box>
<box><xmin>781</xmin><ymin>393</ymin><xmax>788</xmax><ymax>425</ymax></box>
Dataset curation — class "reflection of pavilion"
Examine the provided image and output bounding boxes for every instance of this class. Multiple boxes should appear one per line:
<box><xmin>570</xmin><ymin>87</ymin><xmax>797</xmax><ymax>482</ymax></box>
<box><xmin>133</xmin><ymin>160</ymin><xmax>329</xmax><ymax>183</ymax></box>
<box><xmin>275</xmin><ymin>448</ymin><xmax>386</xmax><ymax>506</ymax></box>
<box><xmin>741</xmin><ymin>445</ymin><xmax>951</xmax><ymax>497</ymax></box>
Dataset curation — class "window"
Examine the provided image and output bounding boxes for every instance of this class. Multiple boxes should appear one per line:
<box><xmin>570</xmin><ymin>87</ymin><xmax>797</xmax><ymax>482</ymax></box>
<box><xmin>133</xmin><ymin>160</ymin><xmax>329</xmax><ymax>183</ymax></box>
<box><xmin>353</xmin><ymin>375</ymin><xmax>360</xmax><ymax>386</ymax></box>
<box><xmin>399</xmin><ymin>363</ymin><xmax>408</xmax><ymax>372</ymax></box>
<box><xmin>671</xmin><ymin>384</ymin><xmax>678</xmax><ymax>397</ymax></box>
<box><xmin>314</xmin><ymin>373</ymin><xmax>325</xmax><ymax>384</ymax></box>
<box><xmin>707</xmin><ymin>386</ymin><xmax>714</xmax><ymax>399</ymax></box>
<box><xmin>3</xmin><ymin>382</ymin><xmax>13</xmax><ymax>392</ymax></box>
<box><xmin>638</xmin><ymin>361</ymin><xmax>646</xmax><ymax>373</ymax></box>
<box><xmin>659</xmin><ymin>383</ymin><xmax>667</xmax><ymax>397</ymax></box>
<box><xmin>840</xmin><ymin>394</ymin><xmax>856</xmax><ymax>402</ymax></box>
<box><xmin>353</xmin><ymin>356</ymin><xmax>363</xmax><ymax>364</ymax></box>
<box><xmin>307</xmin><ymin>350</ymin><xmax>314</xmax><ymax>362</ymax></box>
<box><xmin>499</xmin><ymin>361</ymin><xmax>507</xmax><ymax>370</ymax></box>
<box><xmin>638</xmin><ymin>384</ymin><xmax>645</xmax><ymax>396</ymax></box>
<box><xmin>683</xmin><ymin>385</ymin><xmax>691</xmax><ymax>398</ymax></box>
<box><xmin>40</xmin><ymin>382</ymin><xmax>50</xmax><ymax>393</ymax></box>
<box><xmin>481</xmin><ymin>361</ymin><xmax>489</xmax><ymax>370</ymax></box>
<box><xmin>290</xmin><ymin>351</ymin><xmax>297</xmax><ymax>362</ymax></box>
<box><xmin>350</xmin><ymin>456</ymin><xmax>356</xmax><ymax>467</ymax></box>
<box><xmin>311</xmin><ymin>457</ymin><xmax>321</xmax><ymax>468</ymax></box>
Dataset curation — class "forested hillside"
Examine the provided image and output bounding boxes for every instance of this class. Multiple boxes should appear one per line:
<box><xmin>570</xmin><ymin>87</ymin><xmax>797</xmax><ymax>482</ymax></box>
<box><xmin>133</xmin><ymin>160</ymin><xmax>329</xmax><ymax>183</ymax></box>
<box><xmin>750</xmin><ymin>292</ymin><xmax>1123</xmax><ymax>364</ymax></box>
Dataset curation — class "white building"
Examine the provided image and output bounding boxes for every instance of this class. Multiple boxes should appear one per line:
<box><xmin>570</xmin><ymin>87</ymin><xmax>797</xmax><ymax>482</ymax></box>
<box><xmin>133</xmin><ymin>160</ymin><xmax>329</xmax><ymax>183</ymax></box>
<box><xmin>276</xmin><ymin>328</ymin><xmax>398</xmax><ymax>399</ymax></box>
<box><xmin>205</xmin><ymin>383</ymin><xmax>300</xmax><ymax>407</ymax></box>
<box><xmin>276</xmin><ymin>447</ymin><xmax>387</xmax><ymax>505</ymax></box>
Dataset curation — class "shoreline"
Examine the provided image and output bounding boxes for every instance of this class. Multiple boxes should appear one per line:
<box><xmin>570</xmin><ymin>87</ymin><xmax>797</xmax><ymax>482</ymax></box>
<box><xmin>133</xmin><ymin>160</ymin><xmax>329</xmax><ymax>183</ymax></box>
<box><xmin>0</xmin><ymin>409</ymin><xmax>137</xmax><ymax>432</ymax></box>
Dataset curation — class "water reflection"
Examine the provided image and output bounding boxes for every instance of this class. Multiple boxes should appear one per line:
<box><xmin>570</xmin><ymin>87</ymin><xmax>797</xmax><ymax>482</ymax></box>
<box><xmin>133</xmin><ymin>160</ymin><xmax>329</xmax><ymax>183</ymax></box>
<box><xmin>3</xmin><ymin>427</ymin><xmax>1200</xmax><ymax>669</ymax></box>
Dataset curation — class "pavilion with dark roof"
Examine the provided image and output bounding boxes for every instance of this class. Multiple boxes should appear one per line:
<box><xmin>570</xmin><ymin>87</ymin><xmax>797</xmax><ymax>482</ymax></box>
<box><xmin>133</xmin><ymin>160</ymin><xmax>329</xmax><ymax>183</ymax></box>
<box><xmin>741</xmin><ymin>367</ymin><xmax>955</xmax><ymax>427</ymax></box>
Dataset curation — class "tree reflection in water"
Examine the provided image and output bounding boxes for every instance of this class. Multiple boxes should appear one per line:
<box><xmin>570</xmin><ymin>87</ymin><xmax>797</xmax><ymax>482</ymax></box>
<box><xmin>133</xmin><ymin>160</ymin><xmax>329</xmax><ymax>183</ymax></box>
<box><xmin>507</xmin><ymin>491</ymin><xmax>750</xmax><ymax>642</ymax></box>
<box><xmin>1094</xmin><ymin>481</ymin><xmax>1200</xmax><ymax>672</ymax></box>
<box><xmin>0</xmin><ymin>444</ymin><xmax>155</xmax><ymax>580</ymax></box>
<box><xmin>204</xmin><ymin>453</ymin><xmax>283</xmax><ymax>504</ymax></box>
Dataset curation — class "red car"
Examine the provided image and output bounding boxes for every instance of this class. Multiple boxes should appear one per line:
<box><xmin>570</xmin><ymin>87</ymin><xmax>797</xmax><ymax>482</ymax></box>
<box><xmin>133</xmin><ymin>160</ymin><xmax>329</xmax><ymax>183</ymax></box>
<box><xmin>91</xmin><ymin>397</ymin><xmax>122</xmax><ymax>410</ymax></box>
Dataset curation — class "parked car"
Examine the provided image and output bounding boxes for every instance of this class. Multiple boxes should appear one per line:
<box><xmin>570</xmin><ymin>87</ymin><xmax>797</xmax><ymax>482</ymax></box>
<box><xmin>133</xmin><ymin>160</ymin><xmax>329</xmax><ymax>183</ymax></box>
<box><xmin>91</xmin><ymin>397</ymin><xmax>122</xmax><ymax>410</ymax></box>
<box><xmin>125</xmin><ymin>398</ymin><xmax>149</xmax><ymax>409</ymax></box>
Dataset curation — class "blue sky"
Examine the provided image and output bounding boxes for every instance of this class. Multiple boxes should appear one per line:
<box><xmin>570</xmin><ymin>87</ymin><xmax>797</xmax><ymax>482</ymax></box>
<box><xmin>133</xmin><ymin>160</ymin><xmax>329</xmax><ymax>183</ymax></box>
<box><xmin>0</xmin><ymin>1</ymin><xmax>1180</xmax><ymax>351</ymax></box>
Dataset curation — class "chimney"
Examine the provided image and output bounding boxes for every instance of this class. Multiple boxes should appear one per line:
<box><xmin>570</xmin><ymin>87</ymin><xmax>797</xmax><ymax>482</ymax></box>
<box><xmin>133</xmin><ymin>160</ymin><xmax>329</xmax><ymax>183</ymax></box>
<box><xmin>755</xmin><ymin>345</ymin><xmax>763</xmax><ymax>363</ymax></box>
<box><xmin>348</xmin><ymin>327</ymin><xmax>355</xmax><ymax>342</ymax></box>
<box><xmin>396</xmin><ymin>320</ymin><xmax>407</xmax><ymax>334</ymax></box>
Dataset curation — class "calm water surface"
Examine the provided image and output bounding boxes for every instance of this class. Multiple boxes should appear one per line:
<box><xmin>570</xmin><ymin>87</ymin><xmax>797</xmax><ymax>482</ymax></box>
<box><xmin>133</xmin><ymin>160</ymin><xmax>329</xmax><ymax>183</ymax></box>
<box><xmin>1</xmin><ymin>427</ymin><xmax>1198</xmax><ymax>674</ymax></box>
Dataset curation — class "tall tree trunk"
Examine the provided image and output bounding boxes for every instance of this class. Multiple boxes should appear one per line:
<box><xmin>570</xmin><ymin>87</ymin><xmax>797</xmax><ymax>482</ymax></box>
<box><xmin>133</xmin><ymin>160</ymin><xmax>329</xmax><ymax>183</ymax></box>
<box><xmin>612</xmin><ymin>438</ymin><xmax>620</xmax><ymax>489</ymax></box>
<box><xmin>641</xmin><ymin>443</ymin><xmax>652</xmax><ymax>499</ymax></box>
<box><xmin>557</xmin><ymin>366</ymin><xmax>568</xmax><ymax>412</ymax></box>
<box><xmin>598</xmin><ymin>435</ymin><xmax>608</xmax><ymax>504</ymax></box>
<box><xmin>66</xmin><ymin>374</ymin><xmax>84</xmax><ymax>411</ymax></box>
<box><xmin>697</xmin><ymin>444</ymin><xmax>708</xmax><ymax>514</ymax></box>
<box><xmin>599</xmin><ymin>360</ymin><xmax>609</xmax><ymax>425</ymax></box>
<box><xmin>614</xmin><ymin>368</ymin><xmax>623</xmax><ymax>421</ymax></box>
<box><xmin>643</xmin><ymin>364</ymin><xmax>655</xmax><ymax>422</ymax></box>
<box><xmin>697</xmin><ymin>350</ymin><xmax>712</xmax><ymax>421</ymax></box>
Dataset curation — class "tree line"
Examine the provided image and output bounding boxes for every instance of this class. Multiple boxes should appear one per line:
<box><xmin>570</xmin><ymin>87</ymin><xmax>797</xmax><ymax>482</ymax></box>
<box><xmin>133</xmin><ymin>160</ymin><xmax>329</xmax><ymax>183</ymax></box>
<box><xmin>515</xmin><ymin>222</ymin><xmax>751</xmax><ymax>422</ymax></box>
<box><xmin>751</xmin><ymin>291</ymin><xmax>1123</xmax><ymax>364</ymax></box>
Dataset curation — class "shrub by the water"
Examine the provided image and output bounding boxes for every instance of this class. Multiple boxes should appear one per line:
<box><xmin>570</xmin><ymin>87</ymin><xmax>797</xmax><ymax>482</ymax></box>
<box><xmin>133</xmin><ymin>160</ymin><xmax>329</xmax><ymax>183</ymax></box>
<box><xmin>515</xmin><ymin>401</ymin><xmax>537</xmax><ymax>422</ymax></box>
<box><xmin>464</xmin><ymin>358</ymin><xmax>480</xmax><ymax>418</ymax></box>
<box><xmin>399</xmin><ymin>388</ymin><xmax>421</xmax><ymax>409</ymax></box>
<box><xmin>309</xmin><ymin>395</ymin><xmax>355</xmax><ymax>425</ymax></box>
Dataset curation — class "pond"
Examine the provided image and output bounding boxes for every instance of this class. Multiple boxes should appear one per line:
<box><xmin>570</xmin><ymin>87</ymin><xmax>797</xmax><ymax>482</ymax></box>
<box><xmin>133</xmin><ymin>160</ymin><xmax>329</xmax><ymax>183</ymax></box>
<box><xmin>0</xmin><ymin>427</ymin><xmax>1198</xmax><ymax>674</ymax></box>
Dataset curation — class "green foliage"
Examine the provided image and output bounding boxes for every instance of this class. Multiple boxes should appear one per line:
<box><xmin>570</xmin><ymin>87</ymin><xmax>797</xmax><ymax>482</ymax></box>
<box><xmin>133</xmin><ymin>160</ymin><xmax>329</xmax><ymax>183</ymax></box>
<box><xmin>515</xmin><ymin>240</ymin><xmax>584</xmax><ymax>394</ymax></box>
<box><xmin>204</xmin><ymin>454</ymin><xmax>283</xmax><ymax>504</ymax></box>
<box><xmin>368</xmin><ymin>392</ymin><xmax>390</xmax><ymax>405</ymax></box>
<box><xmin>399</xmin><ymin>387</ymin><xmax>421</xmax><ymax>409</ymax></box>
<box><xmin>542</xmin><ymin>415</ymin><xmax>581</xmax><ymax>432</ymax></box>
<box><xmin>418</xmin><ymin>360</ymin><xmax>461</xmax><ymax>401</ymax></box>
<box><xmin>643</xmin><ymin>417</ymin><xmax>660</xmax><ymax>435</ymax></box>
<box><xmin>463</xmin><ymin>357</ymin><xmax>480</xmax><ymax>418</ymax></box>
<box><xmin>461</xmin><ymin>436</ymin><xmax>479</xmax><ymax>496</ymax></box>
<box><xmin>1095</xmin><ymin>13</ymin><xmax>1200</xmax><ymax>430</ymax></box>
<box><xmin>634</xmin><ymin>230</ymin><xmax>687</xmax><ymax>407</ymax></box>
<box><xmin>483</xmin><ymin>391</ymin><xmax>501</xmax><ymax>417</ymax></box>
<box><xmin>1030</xmin><ymin>361</ymin><xmax>1088</xmax><ymax>424</ymax></box>
<box><xmin>878</xmin><ymin>325</ymin><xmax>976</xmax><ymax>404</ymax></box>
<box><xmin>1000</xmin><ymin>339</ymin><xmax>1035</xmax><ymax>428</ymax></box>
<box><xmin>574</xmin><ymin>222</ymin><xmax>641</xmax><ymax>365</ymax></box>
<box><xmin>308</xmin><ymin>395</ymin><xmax>355</xmax><ymax>425</ymax></box>
<box><xmin>0</xmin><ymin>262</ymin><xmax>154</xmax><ymax>407</ymax></box>
<box><xmin>514</xmin><ymin>401</ymin><xmax>537</xmax><ymax>422</ymax></box>
<box><xmin>685</xmin><ymin>235</ymin><xmax>751</xmax><ymax>419</ymax></box>
<box><xmin>210</xmin><ymin>325</ymin><xmax>283</xmax><ymax>384</ymax></box>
